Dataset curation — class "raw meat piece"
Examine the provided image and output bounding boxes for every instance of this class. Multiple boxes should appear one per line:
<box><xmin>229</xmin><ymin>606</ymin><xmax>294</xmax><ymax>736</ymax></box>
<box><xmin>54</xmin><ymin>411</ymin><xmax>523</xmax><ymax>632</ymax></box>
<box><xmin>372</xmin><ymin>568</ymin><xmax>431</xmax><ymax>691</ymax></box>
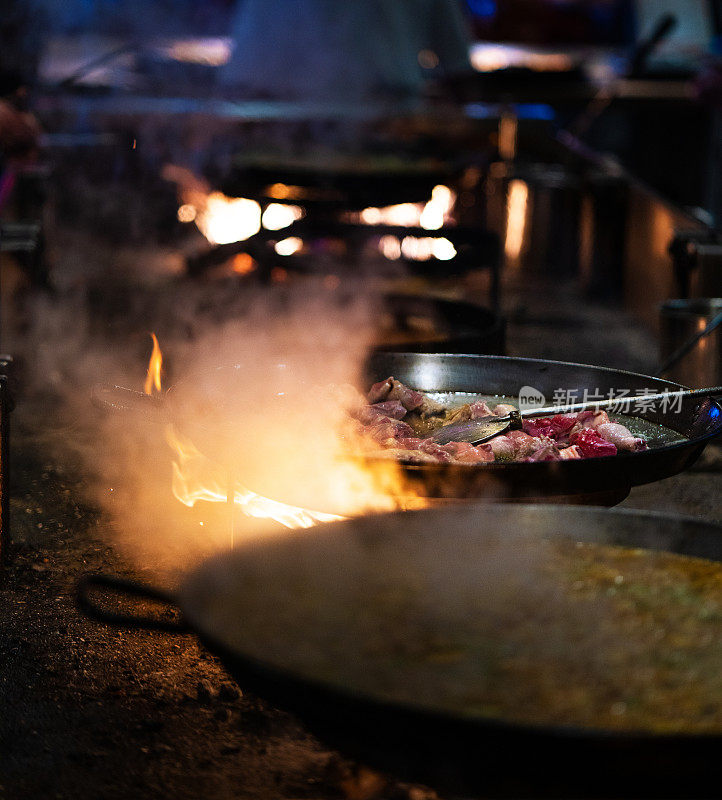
<box><xmin>370</xmin><ymin>400</ymin><xmax>407</xmax><ymax>419</ymax></box>
<box><xmin>387</xmin><ymin>380</ymin><xmax>424</xmax><ymax>412</ymax></box>
<box><xmin>470</xmin><ymin>400</ymin><xmax>495</xmax><ymax>418</ymax></box>
<box><xmin>488</xmin><ymin>435</ymin><xmax>514</xmax><ymax>460</ymax></box>
<box><xmin>356</xmin><ymin>402</ymin><xmax>407</xmax><ymax>425</ymax></box>
<box><xmin>523</xmin><ymin>441</ymin><xmax>562</xmax><ymax>462</ymax></box>
<box><xmin>418</xmin><ymin>439</ymin><xmax>453</xmax><ymax>463</ymax></box>
<box><xmin>446</xmin><ymin>400</ymin><xmax>494</xmax><ymax>425</ymax></box>
<box><xmin>365</xmin><ymin>418</ymin><xmax>414</xmax><ymax>443</ymax></box>
<box><xmin>442</xmin><ymin>441</ymin><xmax>495</xmax><ymax>464</ymax></box>
<box><xmin>488</xmin><ymin>430</ymin><xmax>541</xmax><ymax>460</ymax></box>
<box><xmin>569</xmin><ymin>409</ymin><xmax>610</xmax><ymax>436</ymax></box>
<box><xmin>596</xmin><ymin>422</ymin><xmax>647</xmax><ymax>452</ymax></box>
<box><xmin>367</xmin><ymin>377</ymin><xmax>423</xmax><ymax>411</ymax></box>
<box><xmin>493</xmin><ymin>403</ymin><xmax>517</xmax><ymax>416</ymax></box>
<box><xmin>367</xmin><ymin>377</ymin><xmax>394</xmax><ymax>403</ymax></box>
<box><xmin>394</xmin><ymin>436</ymin><xmax>424</xmax><ymax>450</ymax></box>
<box><xmin>522</xmin><ymin>414</ymin><xmax>578</xmax><ymax>441</ymax></box>
<box><xmin>559</xmin><ymin>445</ymin><xmax>582</xmax><ymax>460</ymax></box>
<box><xmin>569</xmin><ymin>428</ymin><xmax>617</xmax><ymax>458</ymax></box>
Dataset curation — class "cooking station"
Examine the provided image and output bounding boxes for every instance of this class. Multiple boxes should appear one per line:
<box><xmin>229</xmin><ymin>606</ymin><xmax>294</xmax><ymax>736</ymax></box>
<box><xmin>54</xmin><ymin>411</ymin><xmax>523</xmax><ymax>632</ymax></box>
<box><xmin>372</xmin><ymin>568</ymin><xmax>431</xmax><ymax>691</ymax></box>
<box><xmin>2</xmin><ymin>4</ymin><xmax>722</xmax><ymax>799</ymax></box>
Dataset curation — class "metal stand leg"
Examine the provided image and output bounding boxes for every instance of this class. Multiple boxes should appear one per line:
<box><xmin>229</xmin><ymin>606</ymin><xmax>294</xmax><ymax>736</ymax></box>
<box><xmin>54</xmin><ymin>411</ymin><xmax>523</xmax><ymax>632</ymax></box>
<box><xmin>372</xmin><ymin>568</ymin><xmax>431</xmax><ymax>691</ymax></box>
<box><xmin>0</xmin><ymin>357</ymin><xmax>13</xmax><ymax>567</ymax></box>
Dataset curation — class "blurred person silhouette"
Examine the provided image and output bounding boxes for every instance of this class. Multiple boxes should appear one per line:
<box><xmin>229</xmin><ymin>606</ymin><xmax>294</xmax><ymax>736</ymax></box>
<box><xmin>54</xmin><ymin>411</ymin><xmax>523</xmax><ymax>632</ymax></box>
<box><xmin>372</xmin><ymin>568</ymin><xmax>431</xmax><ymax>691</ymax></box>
<box><xmin>219</xmin><ymin>0</ymin><xmax>472</xmax><ymax>104</ymax></box>
<box><xmin>0</xmin><ymin>101</ymin><xmax>39</xmax><ymax>166</ymax></box>
<box><xmin>0</xmin><ymin>0</ymin><xmax>40</xmax><ymax>168</ymax></box>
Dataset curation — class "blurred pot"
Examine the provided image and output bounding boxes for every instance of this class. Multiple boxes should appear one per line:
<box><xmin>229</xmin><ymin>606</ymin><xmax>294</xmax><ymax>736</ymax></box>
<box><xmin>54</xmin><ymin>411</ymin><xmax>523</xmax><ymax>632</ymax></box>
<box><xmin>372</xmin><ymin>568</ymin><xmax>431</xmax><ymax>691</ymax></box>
<box><xmin>660</xmin><ymin>299</ymin><xmax>722</xmax><ymax>387</ymax></box>
<box><xmin>487</xmin><ymin>162</ymin><xmax>581</xmax><ymax>276</ymax></box>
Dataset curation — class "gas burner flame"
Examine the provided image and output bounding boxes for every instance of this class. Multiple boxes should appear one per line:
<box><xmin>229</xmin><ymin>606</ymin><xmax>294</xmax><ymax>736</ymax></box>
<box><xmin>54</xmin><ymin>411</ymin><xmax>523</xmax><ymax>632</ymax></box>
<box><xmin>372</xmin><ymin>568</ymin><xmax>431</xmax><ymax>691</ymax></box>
<box><xmin>194</xmin><ymin>193</ymin><xmax>262</xmax><ymax>246</ymax></box>
<box><xmin>143</xmin><ymin>337</ymin><xmax>419</xmax><ymax>532</ymax></box>
<box><xmin>165</xmin><ymin>166</ymin><xmax>261</xmax><ymax>245</ymax></box>
<box><xmin>356</xmin><ymin>185</ymin><xmax>457</xmax><ymax>261</ymax></box>
<box><xmin>165</xmin><ymin>425</ymin><xmax>344</xmax><ymax>530</ymax></box>
<box><xmin>144</xmin><ymin>333</ymin><xmax>163</xmax><ymax>395</ymax></box>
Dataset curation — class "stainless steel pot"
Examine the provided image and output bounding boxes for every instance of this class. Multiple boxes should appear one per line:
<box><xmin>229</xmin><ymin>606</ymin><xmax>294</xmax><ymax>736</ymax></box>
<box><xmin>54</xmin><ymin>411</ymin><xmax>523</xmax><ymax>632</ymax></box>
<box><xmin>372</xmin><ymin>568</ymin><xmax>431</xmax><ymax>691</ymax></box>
<box><xmin>660</xmin><ymin>298</ymin><xmax>722</xmax><ymax>387</ymax></box>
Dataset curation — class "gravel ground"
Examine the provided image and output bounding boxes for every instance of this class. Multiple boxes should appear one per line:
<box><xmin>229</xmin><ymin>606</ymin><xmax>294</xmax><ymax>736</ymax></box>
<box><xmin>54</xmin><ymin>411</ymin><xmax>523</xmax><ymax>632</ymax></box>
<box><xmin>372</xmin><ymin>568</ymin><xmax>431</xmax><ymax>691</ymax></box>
<box><xmin>0</xmin><ymin>439</ymin><xmax>438</xmax><ymax>800</ymax></box>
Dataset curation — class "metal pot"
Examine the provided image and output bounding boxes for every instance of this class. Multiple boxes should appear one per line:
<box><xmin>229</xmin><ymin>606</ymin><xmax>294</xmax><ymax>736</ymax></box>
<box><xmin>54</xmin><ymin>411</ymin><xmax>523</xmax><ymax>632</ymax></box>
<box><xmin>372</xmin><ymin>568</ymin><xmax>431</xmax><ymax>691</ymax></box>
<box><xmin>487</xmin><ymin>162</ymin><xmax>581</xmax><ymax>276</ymax></box>
<box><xmin>660</xmin><ymin>298</ymin><xmax>722</xmax><ymax>387</ymax></box>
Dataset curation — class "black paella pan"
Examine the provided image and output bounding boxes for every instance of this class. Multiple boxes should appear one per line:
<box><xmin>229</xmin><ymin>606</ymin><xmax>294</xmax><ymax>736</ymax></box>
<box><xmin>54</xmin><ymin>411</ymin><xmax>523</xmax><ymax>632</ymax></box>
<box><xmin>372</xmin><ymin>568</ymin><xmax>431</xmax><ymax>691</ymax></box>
<box><xmin>80</xmin><ymin>504</ymin><xmax>722</xmax><ymax>798</ymax></box>
<box><xmin>363</xmin><ymin>352</ymin><xmax>722</xmax><ymax>505</ymax></box>
<box><xmin>95</xmin><ymin>352</ymin><xmax>722</xmax><ymax>507</ymax></box>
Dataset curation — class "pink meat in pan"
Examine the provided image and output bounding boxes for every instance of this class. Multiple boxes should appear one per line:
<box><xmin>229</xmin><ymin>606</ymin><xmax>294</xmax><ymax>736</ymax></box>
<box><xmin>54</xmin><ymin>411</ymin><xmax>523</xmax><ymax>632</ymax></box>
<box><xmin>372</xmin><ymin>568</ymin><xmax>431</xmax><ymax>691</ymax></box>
<box><xmin>470</xmin><ymin>400</ymin><xmax>495</xmax><ymax>418</ymax></box>
<box><xmin>488</xmin><ymin>430</ymin><xmax>541</xmax><ymax>460</ymax></box>
<box><xmin>364</xmin><ymin>418</ymin><xmax>414</xmax><ymax>444</ymax></box>
<box><xmin>522</xmin><ymin>414</ymin><xmax>578</xmax><ymax>442</ymax></box>
<box><xmin>361</xmin><ymin>380</ymin><xmax>650</xmax><ymax>464</ymax></box>
<box><xmin>569</xmin><ymin>410</ymin><xmax>610</xmax><ymax>435</ymax></box>
<box><xmin>487</xmin><ymin>435</ymin><xmax>515</xmax><ymax>460</ymax></box>
<box><xmin>367</xmin><ymin>377</ymin><xmax>423</xmax><ymax>411</ymax></box>
<box><xmin>367</xmin><ymin>377</ymin><xmax>394</xmax><ymax>403</ymax></box>
<box><xmin>370</xmin><ymin>400</ymin><xmax>407</xmax><ymax>420</ymax></box>
<box><xmin>395</xmin><ymin>436</ymin><xmax>424</xmax><ymax>451</ymax></box>
<box><xmin>356</xmin><ymin>401</ymin><xmax>408</xmax><ymax>425</ymax></box>
<box><xmin>558</xmin><ymin>445</ymin><xmax>582</xmax><ymax>460</ymax></box>
<box><xmin>596</xmin><ymin>422</ymin><xmax>647</xmax><ymax>451</ymax></box>
<box><xmin>446</xmin><ymin>399</ymin><xmax>494</xmax><ymax>424</ymax></box>
<box><xmin>441</xmin><ymin>441</ymin><xmax>495</xmax><ymax>464</ymax></box>
<box><xmin>523</xmin><ymin>441</ymin><xmax>562</xmax><ymax>462</ymax></box>
<box><xmin>569</xmin><ymin>428</ymin><xmax>618</xmax><ymax>458</ymax></box>
<box><xmin>387</xmin><ymin>381</ymin><xmax>424</xmax><ymax>411</ymax></box>
<box><xmin>417</xmin><ymin>439</ymin><xmax>453</xmax><ymax>463</ymax></box>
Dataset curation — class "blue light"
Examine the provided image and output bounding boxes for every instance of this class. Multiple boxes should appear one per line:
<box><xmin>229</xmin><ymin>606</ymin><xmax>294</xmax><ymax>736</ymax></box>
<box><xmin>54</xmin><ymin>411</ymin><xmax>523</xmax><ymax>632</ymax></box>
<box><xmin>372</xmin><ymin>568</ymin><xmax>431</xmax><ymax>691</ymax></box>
<box><xmin>465</xmin><ymin>103</ymin><xmax>556</xmax><ymax>121</ymax></box>
<box><xmin>467</xmin><ymin>0</ymin><xmax>497</xmax><ymax>19</ymax></box>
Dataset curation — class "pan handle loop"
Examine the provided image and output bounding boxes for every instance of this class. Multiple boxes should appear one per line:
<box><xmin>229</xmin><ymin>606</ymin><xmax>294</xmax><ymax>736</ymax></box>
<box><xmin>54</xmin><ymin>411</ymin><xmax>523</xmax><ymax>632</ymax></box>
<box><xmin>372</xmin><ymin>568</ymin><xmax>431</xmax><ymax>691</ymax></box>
<box><xmin>77</xmin><ymin>573</ymin><xmax>190</xmax><ymax>634</ymax></box>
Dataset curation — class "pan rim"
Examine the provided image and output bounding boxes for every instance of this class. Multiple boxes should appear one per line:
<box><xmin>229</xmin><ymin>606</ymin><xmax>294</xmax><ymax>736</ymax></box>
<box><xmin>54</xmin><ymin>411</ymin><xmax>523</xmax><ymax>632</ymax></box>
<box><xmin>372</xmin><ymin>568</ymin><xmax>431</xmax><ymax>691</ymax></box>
<box><xmin>181</xmin><ymin>504</ymin><xmax>722</xmax><ymax>742</ymax></box>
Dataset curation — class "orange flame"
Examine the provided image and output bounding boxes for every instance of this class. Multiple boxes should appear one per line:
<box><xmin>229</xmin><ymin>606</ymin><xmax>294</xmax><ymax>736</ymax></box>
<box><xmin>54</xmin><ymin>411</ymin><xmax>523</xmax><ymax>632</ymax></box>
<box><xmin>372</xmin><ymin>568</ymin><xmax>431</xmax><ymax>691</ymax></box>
<box><xmin>355</xmin><ymin>185</ymin><xmax>457</xmax><ymax>261</ymax></box>
<box><xmin>140</xmin><ymin>334</ymin><xmax>422</xmax><ymax>532</ymax></box>
<box><xmin>165</xmin><ymin>425</ymin><xmax>344</xmax><ymax>529</ymax></box>
<box><xmin>144</xmin><ymin>333</ymin><xmax>163</xmax><ymax>395</ymax></box>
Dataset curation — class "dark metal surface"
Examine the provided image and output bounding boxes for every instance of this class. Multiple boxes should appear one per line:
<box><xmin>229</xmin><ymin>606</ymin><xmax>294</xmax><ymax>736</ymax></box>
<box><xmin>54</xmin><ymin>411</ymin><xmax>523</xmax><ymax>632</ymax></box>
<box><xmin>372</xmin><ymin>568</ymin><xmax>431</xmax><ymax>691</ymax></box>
<box><xmin>0</xmin><ymin>356</ymin><xmax>13</xmax><ymax>567</ymax></box>
<box><xmin>375</xmin><ymin>293</ymin><xmax>505</xmax><ymax>355</ymax></box>
<box><xmin>363</xmin><ymin>352</ymin><xmax>722</xmax><ymax>503</ymax></box>
<box><xmin>0</xmin><ymin>379</ymin><xmax>9</xmax><ymax>566</ymax></box>
<box><xmin>659</xmin><ymin>298</ymin><xmax>722</xmax><ymax>385</ymax></box>
<box><xmin>223</xmin><ymin>158</ymin><xmax>460</xmax><ymax>210</ymax></box>
<box><xmin>81</xmin><ymin>505</ymin><xmax>722</xmax><ymax>797</ymax></box>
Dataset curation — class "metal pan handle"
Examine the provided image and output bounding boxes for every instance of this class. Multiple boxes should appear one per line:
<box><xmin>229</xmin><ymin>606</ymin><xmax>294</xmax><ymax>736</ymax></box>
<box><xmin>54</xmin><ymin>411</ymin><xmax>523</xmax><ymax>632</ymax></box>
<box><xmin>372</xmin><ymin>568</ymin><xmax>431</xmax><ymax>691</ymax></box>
<box><xmin>77</xmin><ymin>573</ymin><xmax>190</xmax><ymax>633</ymax></box>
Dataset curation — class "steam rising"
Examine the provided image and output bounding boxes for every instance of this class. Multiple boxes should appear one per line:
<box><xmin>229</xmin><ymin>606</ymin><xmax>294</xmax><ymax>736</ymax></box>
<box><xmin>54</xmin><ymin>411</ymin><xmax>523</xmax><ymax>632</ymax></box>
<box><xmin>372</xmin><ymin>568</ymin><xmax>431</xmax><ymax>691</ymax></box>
<box><xmin>8</xmin><ymin>280</ymin><xmax>411</xmax><ymax>576</ymax></box>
